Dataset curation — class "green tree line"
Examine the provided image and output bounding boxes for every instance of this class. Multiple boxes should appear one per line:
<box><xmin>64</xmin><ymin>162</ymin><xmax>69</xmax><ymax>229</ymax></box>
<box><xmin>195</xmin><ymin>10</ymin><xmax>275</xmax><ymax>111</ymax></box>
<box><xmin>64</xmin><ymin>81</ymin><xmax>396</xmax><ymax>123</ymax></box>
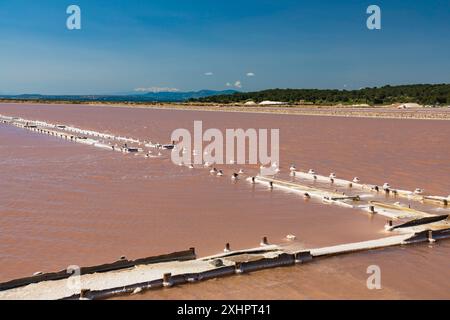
<box><xmin>192</xmin><ymin>84</ymin><xmax>450</xmax><ymax>105</ymax></box>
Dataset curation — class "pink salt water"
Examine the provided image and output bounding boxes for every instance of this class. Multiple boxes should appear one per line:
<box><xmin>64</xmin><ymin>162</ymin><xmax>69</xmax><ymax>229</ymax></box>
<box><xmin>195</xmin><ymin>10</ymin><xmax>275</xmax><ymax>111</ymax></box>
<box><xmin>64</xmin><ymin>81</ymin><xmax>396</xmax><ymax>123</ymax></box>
<box><xmin>0</xmin><ymin>103</ymin><xmax>449</xmax><ymax>299</ymax></box>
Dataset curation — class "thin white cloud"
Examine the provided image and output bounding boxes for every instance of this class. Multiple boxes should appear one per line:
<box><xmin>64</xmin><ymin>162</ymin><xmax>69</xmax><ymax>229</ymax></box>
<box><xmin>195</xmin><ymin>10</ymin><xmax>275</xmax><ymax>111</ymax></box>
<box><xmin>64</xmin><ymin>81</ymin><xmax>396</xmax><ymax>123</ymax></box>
<box><xmin>234</xmin><ymin>81</ymin><xmax>242</xmax><ymax>89</ymax></box>
<box><xmin>204</xmin><ymin>72</ymin><xmax>214</xmax><ymax>76</ymax></box>
<box><xmin>134</xmin><ymin>87</ymin><xmax>179</xmax><ymax>93</ymax></box>
<box><xmin>226</xmin><ymin>82</ymin><xmax>232</xmax><ymax>87</ymax></box>
<box><xmin>246</xmin><ymin>72</ymin><xmax>255</xmax><ymax>77</ymax></box>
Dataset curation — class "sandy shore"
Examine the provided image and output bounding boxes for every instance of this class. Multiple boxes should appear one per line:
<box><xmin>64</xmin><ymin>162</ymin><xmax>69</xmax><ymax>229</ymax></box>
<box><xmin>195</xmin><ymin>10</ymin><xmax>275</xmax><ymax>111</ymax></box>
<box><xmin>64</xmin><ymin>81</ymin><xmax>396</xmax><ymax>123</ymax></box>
<box><xmin>1</xmin><ymin>100</ymin><xmax>450</xmax><ymax>120</ymax></box>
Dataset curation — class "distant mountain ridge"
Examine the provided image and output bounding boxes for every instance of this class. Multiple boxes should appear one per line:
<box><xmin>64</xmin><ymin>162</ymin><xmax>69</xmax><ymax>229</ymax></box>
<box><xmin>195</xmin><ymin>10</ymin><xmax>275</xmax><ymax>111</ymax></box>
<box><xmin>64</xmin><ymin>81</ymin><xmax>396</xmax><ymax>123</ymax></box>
<box><xmin>141</xmin><ymin>89</ymin><xmax>237</xmax><ymax>101</ymax></box>
<box><xmin>0</xmin><ymin>90</ymin><xmax>238</xmax><ymax>103</ymax></box>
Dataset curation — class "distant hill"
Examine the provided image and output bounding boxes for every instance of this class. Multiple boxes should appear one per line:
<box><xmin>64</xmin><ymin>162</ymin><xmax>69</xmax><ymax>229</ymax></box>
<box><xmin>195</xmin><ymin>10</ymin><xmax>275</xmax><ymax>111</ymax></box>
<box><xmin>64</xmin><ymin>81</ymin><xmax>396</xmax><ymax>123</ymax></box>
<box><xmin>141</xmin><ymin>90</ymin><xmax>237</xmax><ymax>102</ymax></box>
<box><xmin>0</xmin><ymin>90</ymin><xmax>238</xmax><ymax>103</ymax></box>
<box><xmin>192</xmin><ymin>84</ymin><xmax>450</xmax><ymax>106</ymax></box>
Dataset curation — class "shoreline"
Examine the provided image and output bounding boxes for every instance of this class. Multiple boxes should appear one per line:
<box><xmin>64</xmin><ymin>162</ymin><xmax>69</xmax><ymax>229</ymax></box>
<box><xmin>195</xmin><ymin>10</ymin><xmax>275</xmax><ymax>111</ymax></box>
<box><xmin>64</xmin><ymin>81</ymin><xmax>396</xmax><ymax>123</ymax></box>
<box><xmin>1</xmin><ymin>100</ymin><xmax>450</xmax><ymax>121</ymax></box>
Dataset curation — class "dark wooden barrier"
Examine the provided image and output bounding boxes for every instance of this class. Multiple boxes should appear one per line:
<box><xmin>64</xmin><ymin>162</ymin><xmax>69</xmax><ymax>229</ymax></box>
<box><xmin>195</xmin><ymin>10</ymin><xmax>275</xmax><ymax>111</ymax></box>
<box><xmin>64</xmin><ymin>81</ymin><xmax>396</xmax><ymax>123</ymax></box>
<box><xmin>237</xmin><ymin>254</ymin><xmax>296</xmax><ymax>274</ymax></box>
<box><xmin>62</xmin><ymin>265</ymin><xmax>237</xmax><ymax>300</ymax></box>
<box><xmin>0</xmin><ymin>248</ymin><xmax>196</xmax><ymax>291</ymax></box>
<box><xmin>393</xmin><ymin>215</ymin><xmax>448</xmax><ymax>230</ymax></box>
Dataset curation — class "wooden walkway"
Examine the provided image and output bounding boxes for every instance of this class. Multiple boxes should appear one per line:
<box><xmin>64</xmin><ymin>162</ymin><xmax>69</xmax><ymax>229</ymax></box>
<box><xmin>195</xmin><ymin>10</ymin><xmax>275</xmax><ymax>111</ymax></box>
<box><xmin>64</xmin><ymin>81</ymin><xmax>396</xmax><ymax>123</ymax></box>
<box><xmin>294</xmin><ymin>171</ymin><xmax>449</xmax><ymax>206</ymax></box>
<box><xmin>1</xmin><ymin>228</ymin><xmax>448</xmax><ymax>300</ymax></box>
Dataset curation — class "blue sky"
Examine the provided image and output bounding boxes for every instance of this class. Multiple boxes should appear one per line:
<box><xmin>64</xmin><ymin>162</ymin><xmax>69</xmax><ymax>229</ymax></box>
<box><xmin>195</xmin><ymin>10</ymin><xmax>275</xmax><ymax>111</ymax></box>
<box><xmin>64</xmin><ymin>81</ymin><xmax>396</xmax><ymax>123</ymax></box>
<box><xmin>0</xmin><ymin>0</ymin><xmax>449</xmax><ymax>94</ymax></box>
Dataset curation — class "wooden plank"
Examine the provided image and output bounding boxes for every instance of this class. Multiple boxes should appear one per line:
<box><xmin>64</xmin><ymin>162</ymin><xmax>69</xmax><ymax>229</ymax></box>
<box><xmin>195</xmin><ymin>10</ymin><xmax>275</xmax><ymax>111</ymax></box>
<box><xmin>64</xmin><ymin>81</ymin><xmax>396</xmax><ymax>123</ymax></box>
<box><xmin>308</xmin><ymin>234</ymin><xmax>414</xmax><ymax>257</ymax></box>
<box><xmin>369</xmin><ymin>201</ymin><xmax>433</xmax><ymax>218</ymax></box>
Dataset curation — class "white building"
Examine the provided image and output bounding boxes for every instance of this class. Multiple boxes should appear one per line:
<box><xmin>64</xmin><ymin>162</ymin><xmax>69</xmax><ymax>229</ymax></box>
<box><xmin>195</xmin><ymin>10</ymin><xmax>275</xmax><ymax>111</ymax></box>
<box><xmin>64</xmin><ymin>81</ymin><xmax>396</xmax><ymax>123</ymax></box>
<box><xmin>259</xmin><ymin>100</ymin><xmax>285</xmax><ymax>105</ymax></box>
<box><xmin>397</xmin><ymin>103</ymin><xmax>422</xmax><ymax>109</ymax></box>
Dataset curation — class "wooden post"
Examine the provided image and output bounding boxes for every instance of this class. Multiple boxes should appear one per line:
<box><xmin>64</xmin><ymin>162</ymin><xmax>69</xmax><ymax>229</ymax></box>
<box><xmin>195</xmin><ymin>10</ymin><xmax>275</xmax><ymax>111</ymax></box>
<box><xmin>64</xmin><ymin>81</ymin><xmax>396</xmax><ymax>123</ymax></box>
<box><xmin>235</xmin><ymin>262</ymin><xmax>243</xmax><ymax>274</ymax></box>
<box><xmin>163</xmin><ymin>273</ymin><xmax>172</xmax><ymax>287</ymax></box>
<box><xmin>428</xmin><ymin>230</ymin><xmax>436</xmax><ymax>243</ymax></box>
<box><xmin>80</xmin><ymin>289</ymin><xmax>90</xmax><ymax>300</ymax></box>
<box><xmin>260</xmin><ymin>236</ymin><xmax>269</xmax><ymax>246</ymax></box>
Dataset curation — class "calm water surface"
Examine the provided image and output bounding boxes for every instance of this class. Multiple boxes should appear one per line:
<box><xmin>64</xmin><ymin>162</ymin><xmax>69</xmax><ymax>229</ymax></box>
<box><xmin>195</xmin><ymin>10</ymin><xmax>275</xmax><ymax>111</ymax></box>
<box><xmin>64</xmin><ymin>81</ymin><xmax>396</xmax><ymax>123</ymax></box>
<box><xmin>0</xmin><ymin>103</ymin><xmax>449</xmax><ymax>299</ymax></box>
